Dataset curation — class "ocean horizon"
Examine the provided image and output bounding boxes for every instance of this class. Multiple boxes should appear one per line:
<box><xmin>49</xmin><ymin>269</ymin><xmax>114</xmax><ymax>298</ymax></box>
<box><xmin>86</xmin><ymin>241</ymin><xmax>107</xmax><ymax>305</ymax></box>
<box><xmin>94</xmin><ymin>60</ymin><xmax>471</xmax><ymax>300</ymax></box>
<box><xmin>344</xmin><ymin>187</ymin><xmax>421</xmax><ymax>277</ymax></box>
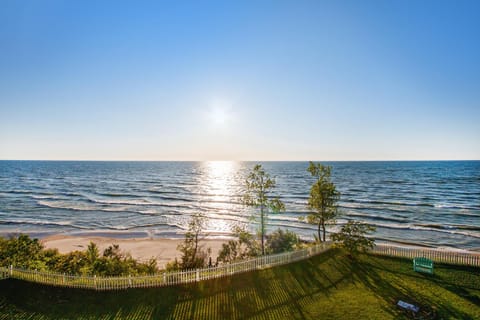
<box><xmin>1</xmin><ymin>160</ymin><xmax>479</xmax><ymax>251</ymax></box>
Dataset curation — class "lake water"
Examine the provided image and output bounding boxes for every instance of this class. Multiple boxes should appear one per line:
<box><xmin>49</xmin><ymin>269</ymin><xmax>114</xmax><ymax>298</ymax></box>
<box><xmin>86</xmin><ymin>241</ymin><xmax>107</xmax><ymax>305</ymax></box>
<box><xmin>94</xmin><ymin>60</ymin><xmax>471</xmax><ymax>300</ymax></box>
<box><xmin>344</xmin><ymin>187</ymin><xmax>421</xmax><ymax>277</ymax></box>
<box><xmin>0</xmin><ymin>160</ymin><xmax>479</xmax><ymax>251</ymax></box>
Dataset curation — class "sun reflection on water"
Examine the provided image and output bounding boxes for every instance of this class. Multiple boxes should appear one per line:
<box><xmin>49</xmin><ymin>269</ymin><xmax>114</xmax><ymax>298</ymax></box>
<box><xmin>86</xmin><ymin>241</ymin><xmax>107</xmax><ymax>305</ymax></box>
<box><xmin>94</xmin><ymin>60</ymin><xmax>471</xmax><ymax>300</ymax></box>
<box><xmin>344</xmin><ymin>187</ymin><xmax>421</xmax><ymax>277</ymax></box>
<box><xmin>200</xmin><ymin>161</ymin><xmax>244</xmax><ymax>233</ymax></box>
<box><xmin>204</xmin><ymin>161</ymin><xmax>236</xmax><ymax>197</ymax></box>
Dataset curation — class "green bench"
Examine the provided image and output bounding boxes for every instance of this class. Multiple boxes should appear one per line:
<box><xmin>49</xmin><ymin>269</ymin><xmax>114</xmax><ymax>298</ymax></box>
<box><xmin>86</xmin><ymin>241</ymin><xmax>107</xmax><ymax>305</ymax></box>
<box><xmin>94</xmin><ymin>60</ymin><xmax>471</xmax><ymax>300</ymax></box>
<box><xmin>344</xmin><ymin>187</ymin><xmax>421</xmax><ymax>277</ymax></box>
<box><xmin>413</xmin><ymin>257</ymin><xmax>433</xmax><ymax>274</ymax></box>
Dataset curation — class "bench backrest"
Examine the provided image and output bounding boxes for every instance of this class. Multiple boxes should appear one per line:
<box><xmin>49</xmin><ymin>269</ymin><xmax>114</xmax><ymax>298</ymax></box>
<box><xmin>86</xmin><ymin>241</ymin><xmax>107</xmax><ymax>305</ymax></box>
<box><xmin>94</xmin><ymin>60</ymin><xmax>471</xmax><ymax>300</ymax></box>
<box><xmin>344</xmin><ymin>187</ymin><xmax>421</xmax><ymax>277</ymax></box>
<box><xmin>414</xmin><ymin>257</ymin><xmax>433</xmax><ymax>266</ymax></box>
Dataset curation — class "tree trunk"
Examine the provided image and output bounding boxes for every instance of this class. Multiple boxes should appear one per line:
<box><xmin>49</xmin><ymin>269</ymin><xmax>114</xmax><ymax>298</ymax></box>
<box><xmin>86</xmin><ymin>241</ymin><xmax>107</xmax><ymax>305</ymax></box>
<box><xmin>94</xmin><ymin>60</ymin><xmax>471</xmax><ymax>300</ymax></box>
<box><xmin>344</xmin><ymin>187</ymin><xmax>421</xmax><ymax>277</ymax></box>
<box><xmin>317</xmin><ymin>220</ymin><xmax>322</xmax><ymax>243</ymax></box>
<box><xmin>322</xmin><ymin>219</ymin><xmax>326</xmax><ymax>242</ymax></box>
<box><xmin>261</xmin><ymin>204</ymin><xmax>265</xmax><ymax>255</ymax></box>
<box><xmin>193</xmin><ymin>232</ymin><xmax>198</xmax><ymax>264</ymax></box>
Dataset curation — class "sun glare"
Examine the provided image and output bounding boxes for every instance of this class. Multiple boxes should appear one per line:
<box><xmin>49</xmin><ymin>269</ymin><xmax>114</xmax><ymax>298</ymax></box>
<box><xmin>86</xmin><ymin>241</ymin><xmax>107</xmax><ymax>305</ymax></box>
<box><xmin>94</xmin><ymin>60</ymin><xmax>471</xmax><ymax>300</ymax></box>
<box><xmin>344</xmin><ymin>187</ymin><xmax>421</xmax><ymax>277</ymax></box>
<box><xmin>204</xmin><ymin>161</ymin><xmax>236</xmax><ymax>196</ymax></box>
<box><xmin>211</xmin><ymin>107</ymin><xmax>228</xmax><ymax>125</ymax></box>
<box><xmin>207</xmin><ymin>99</ymin><xmax>232</xmax><ymax>127</ymax></box>
<box><xmin>199</xmin><ymin>161</ymin><xmax>239</xmax><ymax>233</ymax></box>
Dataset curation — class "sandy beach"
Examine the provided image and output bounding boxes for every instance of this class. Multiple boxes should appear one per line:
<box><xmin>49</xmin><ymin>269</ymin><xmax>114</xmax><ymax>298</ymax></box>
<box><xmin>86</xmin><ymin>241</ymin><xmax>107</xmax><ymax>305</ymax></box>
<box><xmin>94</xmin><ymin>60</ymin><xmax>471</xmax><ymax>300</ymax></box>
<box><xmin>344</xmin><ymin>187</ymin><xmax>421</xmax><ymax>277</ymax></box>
<box><xmin>41</xmin><ymin>235</ymin><xmax>227</xmax><ymax>268</ymax></box>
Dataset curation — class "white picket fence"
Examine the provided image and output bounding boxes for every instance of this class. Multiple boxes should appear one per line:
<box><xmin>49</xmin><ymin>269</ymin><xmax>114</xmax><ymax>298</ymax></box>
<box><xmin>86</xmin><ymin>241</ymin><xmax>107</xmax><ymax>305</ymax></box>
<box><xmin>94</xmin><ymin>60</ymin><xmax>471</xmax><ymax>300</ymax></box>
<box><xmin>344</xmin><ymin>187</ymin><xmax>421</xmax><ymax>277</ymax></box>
<box><xmin>0</xmin><ymin>242</ymin><xmax>332</xmax><ymax>290</ymax></box>
<box><xmin>1</xmin><ymin>242</ymin><xmax>478</xmax><ymax>290</ymax></box>
<box><xmin>372</xmin><ymin>243</ymin><xmax>480</xmax><ymax>267</ymax></box>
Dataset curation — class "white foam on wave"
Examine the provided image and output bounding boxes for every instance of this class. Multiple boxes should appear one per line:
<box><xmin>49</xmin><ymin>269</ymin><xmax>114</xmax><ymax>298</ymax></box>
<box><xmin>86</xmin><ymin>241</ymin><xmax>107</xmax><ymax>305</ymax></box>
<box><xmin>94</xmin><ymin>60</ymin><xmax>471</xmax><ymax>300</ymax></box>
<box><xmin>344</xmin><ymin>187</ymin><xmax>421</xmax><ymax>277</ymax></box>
<box><xmin>32</xmin><ymin>194</ymin><xmax>63</xmax><ymax>200</ymax></box>
<box><xmin>433</xmin><ymin>203</ymin><xmax>477</xmax><ymax>210</ymax></box>
<box><xmin>90</xmin><ymin>197</ymin><xmax>152</xmax><ymax>206</ymax></box>
<box><xmin>1</xmin><ymin>218</ymin><xmax>84</xmax><ymax>229</ymax></box>
<box><xmin>38</xmin><ymin>200</ymin><xmax>98</xmax><ymax>211</ymax></box>
<box><xmin>367</xmin><ymin>221</ymin><xmax>480</xmax><ymax>239</ymax></box>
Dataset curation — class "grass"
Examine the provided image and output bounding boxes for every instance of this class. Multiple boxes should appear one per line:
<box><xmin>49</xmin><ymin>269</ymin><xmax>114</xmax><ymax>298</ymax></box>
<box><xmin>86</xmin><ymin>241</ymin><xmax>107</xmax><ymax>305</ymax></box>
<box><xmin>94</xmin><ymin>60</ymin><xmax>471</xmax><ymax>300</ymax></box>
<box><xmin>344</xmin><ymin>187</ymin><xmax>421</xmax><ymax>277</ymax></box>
<box><xmin>0</xmin><ymin>248</ymin><xmax>479</xmax><ymax>319</ymax></box>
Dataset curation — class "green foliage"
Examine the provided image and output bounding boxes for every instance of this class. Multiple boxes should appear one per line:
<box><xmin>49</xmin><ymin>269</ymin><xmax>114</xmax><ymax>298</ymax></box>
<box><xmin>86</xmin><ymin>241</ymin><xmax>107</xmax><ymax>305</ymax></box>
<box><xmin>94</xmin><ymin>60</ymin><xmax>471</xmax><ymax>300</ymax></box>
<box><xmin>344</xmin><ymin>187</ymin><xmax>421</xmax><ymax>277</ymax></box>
<box><xmin>304</xmin><ymin>162</ymin><xmax>341</xmax><ymax>242</ymax></box>
<box><xmin>217</xmin><ymin>226</ymin><xmax>260</xmax><ymax>264</ymax></box>
<box><xmin>266</xmin><ymin>228</ymin><xmax>300</xmax><ymax>254</ymax></box>
<box><xmin>55</xmin><ymin>251</ymin><xmax>88</xmax><ymax>275</ymax></box>
<box><xmin>1</xmin><ymin>249</ymin><xmax>479</xmax><ymax>319</ymax></box>
<box><xmin>86</xmin><ymin>242</ymin><xmax>99</xmax><ymax>264</ymax></box>
<box><xmin>242</xmin><ymin>164</ymin><xmax>285</xmax><ymax>255</ymax></box>
<box><xmin>174</xmin><ymin>213</ymin><xmax>211</xmax><ymax>270</ymax></box>
<box><xmin>164</xmin><ymin>258</ymin><xmax>181</xmax><ymax>272</ymax></box>
<box><xmin>331</xmin><ymin>220</ymin><xmax>376</xmax><ymax>257</ymax></box>
<box><xmin>41</xmin><ymin>248</ymin><xmax>61</xmax><ymax>270</ymax></box>
<box><xmin>0</xmin><ymin>234</ymin><xmax>158</xmax><ymax>276</ymax></box>
<box><xmin>0</xmin><ymin>234</ymin><xmax>47</xmax><ymax>270</ymax></box>
<box><xmin>92</xmin><ymin>244</ymin><xmax>157</xmax><ymax>276</ymax></box>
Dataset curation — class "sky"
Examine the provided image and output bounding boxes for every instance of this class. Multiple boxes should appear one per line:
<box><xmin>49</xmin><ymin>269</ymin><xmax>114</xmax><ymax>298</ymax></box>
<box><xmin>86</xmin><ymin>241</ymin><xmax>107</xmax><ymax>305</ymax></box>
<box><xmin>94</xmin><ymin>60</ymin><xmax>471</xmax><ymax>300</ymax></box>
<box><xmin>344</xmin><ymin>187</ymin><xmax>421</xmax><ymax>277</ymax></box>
<box><xmin>0</xmin><ymin>0</ymin><xmax>479</xmax><ymax>161</ymax></box>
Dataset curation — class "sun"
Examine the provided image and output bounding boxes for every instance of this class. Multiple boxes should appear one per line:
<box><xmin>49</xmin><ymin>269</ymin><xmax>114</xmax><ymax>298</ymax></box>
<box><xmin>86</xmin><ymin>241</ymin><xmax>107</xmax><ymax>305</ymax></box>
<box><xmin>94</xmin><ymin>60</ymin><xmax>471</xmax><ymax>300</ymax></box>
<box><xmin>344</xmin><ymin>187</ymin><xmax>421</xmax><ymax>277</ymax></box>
<box><xmin>207</xmin><ymin>99</ymin><xmax>232</xmax><ymax>127</ymax></box>
<box><xmin>211</xmin><ymin>107</ymin><xmax>228</xmax><ymax>125</ymax></box>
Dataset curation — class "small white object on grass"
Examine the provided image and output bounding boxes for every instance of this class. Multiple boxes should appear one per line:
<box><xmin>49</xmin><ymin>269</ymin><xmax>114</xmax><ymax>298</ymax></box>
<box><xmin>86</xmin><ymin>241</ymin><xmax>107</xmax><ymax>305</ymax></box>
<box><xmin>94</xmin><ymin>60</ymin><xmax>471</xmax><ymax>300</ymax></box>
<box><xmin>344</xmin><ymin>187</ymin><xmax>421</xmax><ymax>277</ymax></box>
<box><xmin>397</xmin><ymin>300</ymin><xmax>420</xmax><ymax>313</ymax></box>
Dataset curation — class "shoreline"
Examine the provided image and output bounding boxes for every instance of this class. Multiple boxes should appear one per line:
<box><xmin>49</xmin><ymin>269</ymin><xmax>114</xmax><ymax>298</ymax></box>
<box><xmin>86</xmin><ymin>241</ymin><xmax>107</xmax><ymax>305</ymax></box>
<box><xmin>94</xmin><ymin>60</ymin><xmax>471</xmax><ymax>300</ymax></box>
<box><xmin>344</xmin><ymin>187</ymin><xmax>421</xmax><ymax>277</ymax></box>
<box><xmin>2</xmin><ymin>231</ymin><xmax>477</xmax><ymax>269</ymax></box>
<box><xmin>40</xmin><ymin>235</ymin><xmax>228</xmax><ymax>268</ymax></box>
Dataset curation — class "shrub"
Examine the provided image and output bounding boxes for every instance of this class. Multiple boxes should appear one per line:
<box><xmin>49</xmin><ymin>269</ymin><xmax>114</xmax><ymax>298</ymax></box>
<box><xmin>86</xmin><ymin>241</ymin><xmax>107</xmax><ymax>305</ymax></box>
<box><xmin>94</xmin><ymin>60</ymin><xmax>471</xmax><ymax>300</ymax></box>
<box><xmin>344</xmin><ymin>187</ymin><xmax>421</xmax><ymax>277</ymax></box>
<box><xmin>217</xmin><ymin>226</ymin><xmax>260</xmax><ymax>264</ymax></box>
<box><xmin>266</xmin><ymin>229</ymin><xmax>300</xmax><ymax>254</ymax></box>
<box><xmin>0</xmin><ymin>234</ymin><xmax>49</xmax><ymax>270</ymax></box>
<box><xmin>0</xmin><ymin>234</ymin><xmax>158</xmax><ymax>276</ymax></box>
<box><xmin>331</xmin><ymin>220</ymin><xmax>376</xmax><ymax>258</ymax></box>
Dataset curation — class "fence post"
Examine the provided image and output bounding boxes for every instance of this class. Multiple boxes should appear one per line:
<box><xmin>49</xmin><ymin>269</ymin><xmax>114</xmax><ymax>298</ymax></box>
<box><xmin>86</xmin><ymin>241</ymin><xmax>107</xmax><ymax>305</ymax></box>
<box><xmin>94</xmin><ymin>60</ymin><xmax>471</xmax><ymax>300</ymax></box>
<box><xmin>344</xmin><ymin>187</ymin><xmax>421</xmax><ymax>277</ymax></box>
<box><xmin>94</xmin><ymin>275</ymin><xmax>97</xmax><ymax>290</ymax></box>
<box><xmin>196</xmin><ymin>269</ymin><xmax>200</xmax><ymax>282</ymax></box>
<box><xmin>128</xmin><ymin>274</ymin><xmax>132</xmax><ymax>288</ymax></box>
<box><xmin>10</xmin><ymin>265</ymin><xmax>13</xmax><ymax>277</ymax></box>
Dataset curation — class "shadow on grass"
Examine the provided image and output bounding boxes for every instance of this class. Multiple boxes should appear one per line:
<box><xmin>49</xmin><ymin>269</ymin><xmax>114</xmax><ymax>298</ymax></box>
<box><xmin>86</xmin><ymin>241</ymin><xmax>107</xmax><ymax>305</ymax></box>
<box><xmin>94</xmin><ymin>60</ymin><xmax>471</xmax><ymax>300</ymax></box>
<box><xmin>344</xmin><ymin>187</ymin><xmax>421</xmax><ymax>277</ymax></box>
<box><xmin>0</xmin><ymin>278</ymin><xmax>187</xmax><ymax>319</ymax></box>
<box><xmin>0</xmin><ymin>250</ymin><xmax>478</xmax><ymax>320</ymax></box>
<box><xmin>353</xmin><ymin>255</ymin><xmax>478</xmax><ymax>319</ymax></box>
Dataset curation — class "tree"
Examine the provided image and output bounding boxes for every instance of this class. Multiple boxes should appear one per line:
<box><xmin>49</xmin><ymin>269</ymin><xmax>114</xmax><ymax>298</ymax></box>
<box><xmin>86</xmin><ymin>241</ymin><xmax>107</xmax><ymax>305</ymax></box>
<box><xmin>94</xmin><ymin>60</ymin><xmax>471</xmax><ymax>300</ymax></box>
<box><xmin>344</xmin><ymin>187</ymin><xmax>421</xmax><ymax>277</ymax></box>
<box><xmin>242</xmin><ymin>164</ymin><xmax>285</xmax><ymax>255</ymax></box>
<box><xmin>331</xmin><ymin>220</ymin><xmax>376</xmax><ymax>258</ymax></box>
<box><xmin>176</xmin><ymin>213</ymin><xmax>211</xmax><ymax>270</ymax></box>
<box><xmin>304</xmin><ymin>162</ymin><xmax>340</xmax><ymax>242</ymax></box>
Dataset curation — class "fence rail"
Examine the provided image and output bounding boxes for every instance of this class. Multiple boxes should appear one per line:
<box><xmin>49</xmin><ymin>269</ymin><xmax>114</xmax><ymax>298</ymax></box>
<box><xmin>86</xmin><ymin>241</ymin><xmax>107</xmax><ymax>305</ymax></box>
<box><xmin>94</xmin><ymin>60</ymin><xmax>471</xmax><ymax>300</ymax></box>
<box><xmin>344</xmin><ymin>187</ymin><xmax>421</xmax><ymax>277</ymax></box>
<box><xmin>1</xmin><ymin>242</ymin><xmax>478</xmax><ymax>290</ymax></box>
<box><xmin>372</xmin><ymin>244</ymin><xmax>480</xmax><ymax>267</ymax></box>
<box><xmin>0</xmin><ymin>242</ymin><xmax>331</xmax><ymax>290</ymax></box>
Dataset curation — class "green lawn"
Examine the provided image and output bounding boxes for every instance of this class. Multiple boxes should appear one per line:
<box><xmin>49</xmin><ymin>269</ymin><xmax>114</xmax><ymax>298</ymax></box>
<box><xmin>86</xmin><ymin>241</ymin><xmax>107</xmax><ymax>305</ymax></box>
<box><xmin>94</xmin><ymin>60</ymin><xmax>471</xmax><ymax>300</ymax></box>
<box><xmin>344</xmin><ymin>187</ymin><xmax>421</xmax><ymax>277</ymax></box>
<box><xmin>0</xmin><ymin>248</ymin><xmax>479</xmax><ymax>319</ymax></box>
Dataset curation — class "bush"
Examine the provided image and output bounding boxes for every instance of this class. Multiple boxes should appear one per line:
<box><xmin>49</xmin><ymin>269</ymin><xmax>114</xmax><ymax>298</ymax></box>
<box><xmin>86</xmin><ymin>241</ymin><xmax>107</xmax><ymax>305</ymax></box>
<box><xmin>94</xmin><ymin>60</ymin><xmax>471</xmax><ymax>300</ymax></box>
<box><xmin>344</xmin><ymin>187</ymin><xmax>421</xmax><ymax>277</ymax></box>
<box><xmin>217</xmin><ymin>226</ymin><xmax>260</xmax><ymax>264</ymax></box>
<box><xmin>0</xmin><ymin>234</ymin><xmax>50</xmax><ymax>270</ymax></box>
<box><xmin>331</xmin><ymin>220</ymin><xmax>376</xmax><ymax>258</ymax></box>
<box><xmin>0</xmin><ymin>234</ymin><xmax>158</xmax><ymax>276</ymax></box>
<box><xmin>55</xmin><ymin>251</ymin><xmax>88</xmax><ymax>274</ymax></box>
<box><xmin>266</xmin><ymin>229</ymin><xmax>300</xmax><ymax>254</ymax></box>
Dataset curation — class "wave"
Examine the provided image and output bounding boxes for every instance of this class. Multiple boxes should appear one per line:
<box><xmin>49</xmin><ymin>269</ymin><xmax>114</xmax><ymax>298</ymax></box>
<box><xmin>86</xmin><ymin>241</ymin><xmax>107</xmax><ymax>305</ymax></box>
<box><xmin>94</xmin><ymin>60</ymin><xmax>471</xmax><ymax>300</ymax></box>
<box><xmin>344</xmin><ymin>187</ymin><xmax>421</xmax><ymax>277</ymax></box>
<box><xmin>93</xmin><ymin>191</ymin><xmax>143</xmax><ymax>198</ymax></box>
<box><xmin>0</xmin><ymin>219</ymin><xmax>87</xmax><ymax>229</ymax></box>
<box><xmin>31</xmin><ymin>194</ymin><xmax>64</xmax><ymax>200</ymax></box>
<box><xmin>37</xmin><ymin>198</ymin><xmax>205</xmax><ymax>216</ymax></box>
<box><xmin>343</xmin><ymin>211</ymin><xmax>409</xmax><ymax>223</ymax></box>
<box><xmin>5</xmin><ymin>189</ymin><xmax>35</xmax><ymax>194</ymax></box>
<box><xmin>374</xmin><ymin>237</ymin><xmax>437</xmax><ymax>249</ymax></box>
<box><xmin>415</xmin><ymin>223</ymin><xmax>480</xmax><ymax>232</ymax></box>
<box><xmin>339</xmin><ymin>203</ymin><xmax>413</xmax><ymax>214</ymax></box>
<box><xmin>89</xmin><ymin>197</ymin><xmax>152</xmax><ymax>206</ymax></box>
<box><xmin>368</xmin><ymin>222</ymin><xmax>480</xmax><ymax>239</ymax></box>
<box><xmin>345</xmin><ymin>198</ymin><xmax>436</xmax><ymax>208</ymax></box>
<box><xmin>433</xmin><ymin>203</ymin><xmax>479</xmax><ymax>210</ymax></box>
<box><xmin>38</xmin><ymin>200</ymin><xmax>98</xmax><ymax>211</ymax></box>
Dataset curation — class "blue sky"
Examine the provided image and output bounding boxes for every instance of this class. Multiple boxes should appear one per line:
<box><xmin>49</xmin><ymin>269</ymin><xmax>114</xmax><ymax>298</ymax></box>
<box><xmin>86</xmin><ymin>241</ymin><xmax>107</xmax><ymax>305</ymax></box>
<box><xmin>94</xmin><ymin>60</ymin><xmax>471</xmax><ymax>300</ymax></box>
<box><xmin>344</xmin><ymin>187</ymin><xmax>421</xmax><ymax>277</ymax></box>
<box><xmin>0</xmin><ymin>0</ymin><xmax>479</xmax><ymax>160</ymax></box>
